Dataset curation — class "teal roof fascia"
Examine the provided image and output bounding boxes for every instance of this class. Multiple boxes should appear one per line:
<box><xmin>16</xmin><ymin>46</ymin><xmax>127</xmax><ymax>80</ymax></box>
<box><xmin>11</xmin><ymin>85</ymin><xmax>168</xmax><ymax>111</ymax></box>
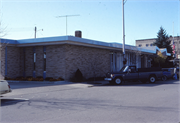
<box><xmin>17</xmin><ymin>36</ymin><xmax>68</xmax><ymax>44</ymax></box>
<box><xmin>0</xmin><ymin>38</ymin><xmax>17</xmax><ymax>44</ymax></box>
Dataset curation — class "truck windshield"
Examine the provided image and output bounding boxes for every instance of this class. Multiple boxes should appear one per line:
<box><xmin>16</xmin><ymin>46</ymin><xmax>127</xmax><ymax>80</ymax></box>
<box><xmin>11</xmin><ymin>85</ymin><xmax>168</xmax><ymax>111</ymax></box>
<box><xmin>119</xmin><ymin>66</ymin><xmax>128</xmax><ymax>72</ymax></box>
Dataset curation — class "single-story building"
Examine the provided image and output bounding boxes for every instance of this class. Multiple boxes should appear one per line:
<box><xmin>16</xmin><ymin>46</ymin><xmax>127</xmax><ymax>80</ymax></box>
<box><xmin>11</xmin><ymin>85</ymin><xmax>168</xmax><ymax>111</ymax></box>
<box><xmin>0</xmin><ymin>35</ymin><xmax>170</xmax><ymax>81</ymax></box>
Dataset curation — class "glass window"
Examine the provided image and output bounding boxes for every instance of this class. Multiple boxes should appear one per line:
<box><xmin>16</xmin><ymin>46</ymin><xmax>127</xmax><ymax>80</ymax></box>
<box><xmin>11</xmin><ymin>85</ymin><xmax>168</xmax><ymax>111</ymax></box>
<box><xmin>34</xmin><ymin>53</ymin><xmax>36</xmax><ymax>71</ymax></box>
<box><xmin>43</xmin><ymin>46</ymin><xmax>46</xmax><ymax>71</ymax></box>
<box><xmin>44</xmin><ymin>53</ymin><xmax>46</xmax><ymax>71</ymax></box>
<box><xmin>24</xmin><ymin>48</ymin><xmax>26</xmax><ymax>73</ymax></box>
<box><xmin>33</xmin><ymin>47</ymin><xmax>36</xmax><ymax>71</ymax></box>
<box><xmin>139</xmin><ymin>44</ymin><xmax>142</xmax><ymax>47</ymax></box>
<box><xmin>146</xmin><ymin>44</ymin><xmax>149</xmax><ymax>47</ymax></box>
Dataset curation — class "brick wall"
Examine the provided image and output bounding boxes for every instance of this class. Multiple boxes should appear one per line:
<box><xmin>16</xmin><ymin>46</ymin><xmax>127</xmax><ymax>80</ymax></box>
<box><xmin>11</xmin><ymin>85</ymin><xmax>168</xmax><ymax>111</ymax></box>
<box><xmin>2</xmin><ymin>44</ymin><xmax>111</xmax><ymax>81</ymax></box>
<box><xmin>65</xmin><ymin>45</ymin><xmax>110</xmax><ymax>80</ymax></box>
<box><xmin>7</xmin><ymin>46</ymin><xmax>20</xmax><ymax>78</ymax></box>
<box><xmin>25</xmin><ymin>47</ymin><xmax>34</xmax><ymax>77</ymax></box>
<box><xmin>36</xmin><ymin>46</ymin><xmax>44</xmax><ymax>77</ymax></box>
<box><xmin>46</xmin><ymin>45</ymin><xmax>66</xmax><ymax>79</ymax></box>
<box><xmin>19</xmin><ymin>48</ymin><xmax>24</xmax><ymax>77</ymax></box>
<box><xmin>45</xmin><ymin>44</ymin><xmax>110</xmax><ymax>81</ymax></box>
<box><xmin>0</xmin><ymin>46</ymin><xmax>5</xmax><ymax>80</ymax></box>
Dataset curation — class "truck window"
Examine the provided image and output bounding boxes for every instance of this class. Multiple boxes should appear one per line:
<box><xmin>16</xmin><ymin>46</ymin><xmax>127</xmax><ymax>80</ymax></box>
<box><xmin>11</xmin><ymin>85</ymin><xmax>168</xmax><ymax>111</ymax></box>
<box><xmin>131</xmin><ymin>67</ymin><xmax>136</xmax><ymax>72</ymax></box>
<box><xmin>120</xmin><ymin>66</ymin><xmax>128</xmax><ymax>72</ymax></box>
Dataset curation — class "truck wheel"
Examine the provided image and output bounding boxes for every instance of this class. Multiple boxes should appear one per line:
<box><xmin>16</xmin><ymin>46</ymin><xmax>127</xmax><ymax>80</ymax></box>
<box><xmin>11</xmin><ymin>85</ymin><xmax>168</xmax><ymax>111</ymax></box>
<box><xmin>149</xmin><ymin>76</ymin><xmax>156</xmax><ymax>83</ymax></box>
<box><xmin>161</xmin><ymin>75</ymin><xmax>167</xmax><ymax>81</ymax></box>
<box><xmin>114</xmin><ymin>78</ymin><xmax>122</xmax><ymax>85</ymax></box>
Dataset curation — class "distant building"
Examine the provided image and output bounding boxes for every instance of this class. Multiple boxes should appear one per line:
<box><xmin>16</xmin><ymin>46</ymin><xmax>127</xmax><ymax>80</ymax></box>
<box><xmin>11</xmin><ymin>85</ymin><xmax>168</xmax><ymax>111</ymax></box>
<box><xmin>136</xmin><ymin>36</ymin><xmax>180</xmax><ymax>58</ymax></box>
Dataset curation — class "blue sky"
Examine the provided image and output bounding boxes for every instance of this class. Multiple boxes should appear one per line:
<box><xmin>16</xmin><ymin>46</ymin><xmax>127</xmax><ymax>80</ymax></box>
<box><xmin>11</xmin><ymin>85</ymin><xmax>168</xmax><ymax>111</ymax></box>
<box><xmin>0</xmin><ymin>0</ymin><xmax>179</xmax><ymax>45</ymax></box>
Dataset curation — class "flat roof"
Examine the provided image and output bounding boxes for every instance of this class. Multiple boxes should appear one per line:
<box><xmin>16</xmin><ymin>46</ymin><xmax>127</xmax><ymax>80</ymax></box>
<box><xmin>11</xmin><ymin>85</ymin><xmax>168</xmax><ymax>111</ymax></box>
<box><xmin>0</xmin><ymin>36</ymin><xmax>160</xmax><ymax>54</ymax></box>
<box><xmin>136</xmin><ymin>38</ymin><xmax>157</xmax><ymax>41</ymax></box>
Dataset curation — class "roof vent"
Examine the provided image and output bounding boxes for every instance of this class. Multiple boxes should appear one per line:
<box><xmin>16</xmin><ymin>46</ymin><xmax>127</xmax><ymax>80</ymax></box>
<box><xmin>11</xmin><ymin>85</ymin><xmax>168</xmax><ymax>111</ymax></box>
<box><xmin>75</xmin><ymin>31</ymin><xmax>82</xmax><ymax>38</ymax></box>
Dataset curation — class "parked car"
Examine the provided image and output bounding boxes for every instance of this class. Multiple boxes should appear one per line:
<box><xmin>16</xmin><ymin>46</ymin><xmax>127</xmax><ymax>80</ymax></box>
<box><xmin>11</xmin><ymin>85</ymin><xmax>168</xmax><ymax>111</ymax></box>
<box><xmin>161</xmin><ymin>68</ymin><xmax>174</xmax><ymax>81</ymax></box>
<box><xmin>0</xmin><ymin>80</ymin><xmax>12</xmax><ymax>95</ymax></box>
<box><xmin>105</xmin><ymin>65</ymin><xmax>163</xmax><ymax>85</ymax></box>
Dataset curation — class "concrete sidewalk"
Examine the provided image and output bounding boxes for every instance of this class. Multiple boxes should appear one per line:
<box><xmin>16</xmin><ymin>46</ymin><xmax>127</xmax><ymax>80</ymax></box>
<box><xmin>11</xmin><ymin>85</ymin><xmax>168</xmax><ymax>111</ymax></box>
<box><xmin>2</xmin><ymin>80</ymin><xmax>109</xmax><ymax>86</ymax></box>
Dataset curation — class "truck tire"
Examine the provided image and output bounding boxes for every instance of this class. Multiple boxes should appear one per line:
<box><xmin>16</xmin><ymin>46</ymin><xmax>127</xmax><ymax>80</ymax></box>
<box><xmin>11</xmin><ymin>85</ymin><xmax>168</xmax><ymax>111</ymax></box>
<box><xmin>149</xmin><ymin>76</ymin><xmax>156</xmax><ymax>83</ymax></box>
<box><xmin>114</xmin><ymin>78</ymin><xmax>122</xmax><ymax>85</ymax></box>
<box><xmin>161</xmin><ymin>75</ymin><xmax>167</xmax><ymax>81</ymax></box>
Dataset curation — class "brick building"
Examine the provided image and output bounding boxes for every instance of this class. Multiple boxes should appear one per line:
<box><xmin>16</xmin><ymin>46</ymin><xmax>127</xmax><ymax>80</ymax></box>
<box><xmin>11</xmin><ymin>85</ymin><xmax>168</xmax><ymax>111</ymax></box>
<box><xmin>136</xmin><ymin>36</ymin><xmax>180</xmax><ymax>58</ymax></box>
<box><xmin>0</xmin><ymin>36</ymin><xmax>167</xmax><ymax>81</ymax></box>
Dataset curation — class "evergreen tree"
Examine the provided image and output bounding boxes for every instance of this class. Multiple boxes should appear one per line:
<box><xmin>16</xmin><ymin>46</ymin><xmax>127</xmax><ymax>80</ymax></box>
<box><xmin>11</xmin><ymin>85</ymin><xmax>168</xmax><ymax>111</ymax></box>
<box><xmin>153</xmin><ymin>27</ymin><xmax>172</xmax><ymax>54</ymax></box>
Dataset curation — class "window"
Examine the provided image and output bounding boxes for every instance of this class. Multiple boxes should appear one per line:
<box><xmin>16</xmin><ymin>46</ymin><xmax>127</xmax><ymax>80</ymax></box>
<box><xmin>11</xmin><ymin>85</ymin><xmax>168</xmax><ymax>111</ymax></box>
<box><xmin>34</xmin><ymin>53</ymin><xmax>36</xmax><ymax>71</ymax></box>
<box><xmin>150</xmin><ymin>44</ymin><xmax>153</xmax><ymax>46</ymax></box>
<box><xmin>115</xmin><ymin>52</ymin><xmax>117</xmax><ymax>70</ymax></box>
<box><xmin>33</xmin><ymin>47</ymin><xmax>36</xmax><ymax>71</ymax></box>
<box><xmin>130</xmin><ymin>53</ymin><xmax>136</xmax><ymax>65</ymax></box>
<box><xmin>23</xmin><ymin>48</ymin><xmax>26</xmax><ymax>77</ymax></box>
<box><xmin>110</xmin><ymin>52</ymin><xmax>117</xmax><ymax>72</ymax></box>
<box><xmin>43</xmin><ymin>46</ymin><xmax>46</xmax><ymax>71</ymax></box>
<box><xmin>139</xmin><ymin>44</ymin><xmax>142</xmax><ymax>47</ymax></box>
<box><xmin>146</xmin><ymin>44</ymin><xmax>149</xmax><ymax>47</ymax></box>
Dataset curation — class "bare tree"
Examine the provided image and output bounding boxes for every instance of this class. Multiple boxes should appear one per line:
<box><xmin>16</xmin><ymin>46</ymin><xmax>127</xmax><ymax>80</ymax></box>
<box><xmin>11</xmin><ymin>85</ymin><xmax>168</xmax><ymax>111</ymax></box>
<box><xmin>0</xmin><ymin>18</ymin><xmax>8</xmax><ymax>80</ymax></box>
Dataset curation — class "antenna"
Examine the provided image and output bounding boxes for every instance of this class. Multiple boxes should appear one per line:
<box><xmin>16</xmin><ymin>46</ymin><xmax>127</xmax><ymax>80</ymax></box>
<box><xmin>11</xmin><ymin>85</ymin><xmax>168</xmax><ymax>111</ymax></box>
<box><xmin>56</xmin><ymin>14</ymin><xmax>80</xmax><ymax>35</ymax></box>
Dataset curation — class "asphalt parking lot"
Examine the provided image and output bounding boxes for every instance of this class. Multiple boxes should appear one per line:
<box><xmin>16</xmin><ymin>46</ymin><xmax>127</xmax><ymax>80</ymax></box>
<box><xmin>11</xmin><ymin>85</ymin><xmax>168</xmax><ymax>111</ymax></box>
<box><xmin>1</xmin><ymin>79</ymin><xmax>180</xmax><ymax>123</ymax></box>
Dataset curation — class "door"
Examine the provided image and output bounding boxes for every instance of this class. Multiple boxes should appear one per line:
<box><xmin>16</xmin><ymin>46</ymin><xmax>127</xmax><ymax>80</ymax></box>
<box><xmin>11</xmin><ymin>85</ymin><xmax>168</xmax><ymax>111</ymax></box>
<box><xmin>124</xmin><ymin>66</ymin><xmax>139</xmax><ymax>80</ymax></box>
<box><xmin>124</xmin><ymin>72</ymin><xmax>139</xmax><ymax>80</ymax></box>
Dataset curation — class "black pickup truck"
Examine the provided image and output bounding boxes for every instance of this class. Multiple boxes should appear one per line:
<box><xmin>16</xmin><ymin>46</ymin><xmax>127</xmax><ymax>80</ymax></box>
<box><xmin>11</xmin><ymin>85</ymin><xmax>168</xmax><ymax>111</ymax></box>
<box><xmin>105</xmin><ymin>65</ymin><xmax>163</xmax><ymax>85</ymax></box>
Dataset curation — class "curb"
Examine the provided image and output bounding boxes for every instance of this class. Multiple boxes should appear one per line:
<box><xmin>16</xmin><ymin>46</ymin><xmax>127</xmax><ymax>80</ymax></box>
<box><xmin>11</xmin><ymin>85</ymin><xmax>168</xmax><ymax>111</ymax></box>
<box><xmin>2</xmin><ymin>80</ymin><xmax>67</xmax><ymax>84</ymax></box>
<box><xmin>1</xmin><ymin>80</ymin><xmax>108</xmax><ymax>86</ymax></box>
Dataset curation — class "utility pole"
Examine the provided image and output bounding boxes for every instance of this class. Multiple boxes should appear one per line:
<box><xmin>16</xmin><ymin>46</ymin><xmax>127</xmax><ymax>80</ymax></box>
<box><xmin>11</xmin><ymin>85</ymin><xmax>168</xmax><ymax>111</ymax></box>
<box><xmin>122</xmin><ymin>0</ymin><xmax>127</xmax><ymax>66</ymax></box>
<box><xmin>56</xmin><ymin>14</ymin><xmax>80</xmax><ymax>35</ymax></box>
<box><xmin>34</xmin><ymin>26</ymin><xmax>43</xmax><ymax>39</ymax></box>
<box><xmin>34</xmin><ymin>26</ymin><xmax>37</xmax><ymax>38</ymax></box>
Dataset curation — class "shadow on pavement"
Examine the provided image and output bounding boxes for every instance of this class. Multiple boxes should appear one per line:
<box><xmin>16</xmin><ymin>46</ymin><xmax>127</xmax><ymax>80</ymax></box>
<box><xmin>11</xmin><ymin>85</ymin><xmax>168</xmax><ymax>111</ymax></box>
<box><xmin>8</xmin><ymin>81</ymin><xmax>75</xmax><ymax>90</ymax></box>
<box><xmin>92</xmin><ymin>79</ymin><xmax>180</xmax><ymax>87</ymax></box>
<box><xmin>6</xmin><ymin>79</ymin><xmax>180</xmax><ymax>89</ymax></box>
<box><xmin>0</xmin><ymin>98</ymin><xmax>28</xmax><ymax>106</ymax></box>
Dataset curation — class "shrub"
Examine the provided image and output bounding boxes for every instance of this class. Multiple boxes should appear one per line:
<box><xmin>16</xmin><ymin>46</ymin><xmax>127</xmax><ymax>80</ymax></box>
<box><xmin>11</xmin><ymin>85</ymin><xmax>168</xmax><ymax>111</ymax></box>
<box><xmin>45</xmin><ymin>77</ymin><xmax>53</xmax><ymax>81</ymax></box>
<box><xmin>57</xmin><ymin>77</ymin><xmax>64</xmax><ymax>81</ymax></box>
<box><xmin>15</xmin><ymin>76</ymin><xmax>24</xmax><ymax>80</ymax></box>
<box><xmin>49</xmin><ymin>78</ymin><xmax>57</xmax><ymax>81</ymax></box>
<box><xmin>36</xmin><ymin>76</ymin><xmax>43</xmax><ymax>78</ymax></box>
<box><xmin>70</xmin><ymin>69</ymin><xmax>83</xmax><ymax>82</ymax></box>
<box><xmin>39</xmin><ymin>78</ymin><xmax>44</xmax><ymax>81</ymax></box>
<box><xmin>27</xmin><ymin>77</ymin><xmax>33</xmax><ymax>81</ymax></box>
<box><xmin>33</xmin><ymin>76</ymin><xmax>44</xmax><ymax>81</ymax></box>
<box><xmin>75</xmin><ymin>69</ymin><xmax>83</xmax><ymax>82</ymax></box>
<box><xmin>26</xmin><ymin>76</ymin><xmax>33</xmax><ymax>79</ymax></box>
<box><xmin>5</xmin><ymin>77</ymin><xmax>12</xmax><ymax>80</ymax></box>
